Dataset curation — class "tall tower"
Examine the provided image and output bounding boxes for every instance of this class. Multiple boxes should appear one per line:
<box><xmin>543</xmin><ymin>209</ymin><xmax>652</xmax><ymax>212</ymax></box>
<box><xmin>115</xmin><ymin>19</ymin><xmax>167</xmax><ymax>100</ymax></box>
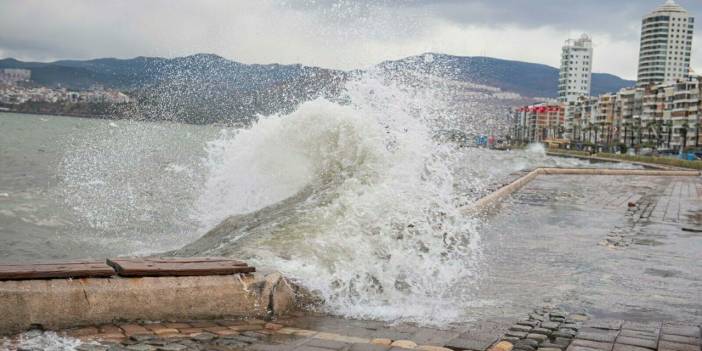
<box><xmin>637</xmin><ymin>0</ymin><xmax>695</xmax><ymax>85</ymax></box>
<box><xmin>558</xmin><ymin>34</ymin><xmax>593</xmax><ymax>102</ymax></box>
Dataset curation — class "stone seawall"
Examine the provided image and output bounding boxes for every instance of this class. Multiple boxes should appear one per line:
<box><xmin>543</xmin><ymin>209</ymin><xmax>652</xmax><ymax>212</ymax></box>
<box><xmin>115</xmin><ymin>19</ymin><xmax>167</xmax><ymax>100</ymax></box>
<box><xmin>0</xmin><ymin>271</ymin><xmax>297</xmax><ymax>336</ymax></box>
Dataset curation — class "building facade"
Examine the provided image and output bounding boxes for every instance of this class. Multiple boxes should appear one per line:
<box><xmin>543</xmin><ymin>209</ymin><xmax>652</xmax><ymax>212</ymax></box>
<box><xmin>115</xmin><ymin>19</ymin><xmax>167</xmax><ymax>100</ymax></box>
<box><xmin>558</xmin><ymin>34</ymin><xmax>593</xmax><ymax>102</ymax></box>
<box><xmin>637</xmin><ymin>0</ymin><xmax>695</xmax><ymax>85</ymax></box>
<box><xmin>0</xmin><ymin>69</ymin><xmax>31</xmax><ymax>84</ymax></box>
<box><xmin>515</xmin><ymin>76</ymin><xmax>702</xmax><ymax>152</ymax></box>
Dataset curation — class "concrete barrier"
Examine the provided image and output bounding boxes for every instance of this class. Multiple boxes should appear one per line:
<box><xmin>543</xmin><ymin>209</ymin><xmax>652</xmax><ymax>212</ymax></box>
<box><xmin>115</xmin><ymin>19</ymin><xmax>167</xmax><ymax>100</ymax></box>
<box><xmin>464</xmin><ymin>167</ymin><xmax>700</xmax><ymax>213</ymax></box>
<box><xmin>0</xmin><ymin>272</ymin><xmax>297</xmax><ymax>335</ymax></box>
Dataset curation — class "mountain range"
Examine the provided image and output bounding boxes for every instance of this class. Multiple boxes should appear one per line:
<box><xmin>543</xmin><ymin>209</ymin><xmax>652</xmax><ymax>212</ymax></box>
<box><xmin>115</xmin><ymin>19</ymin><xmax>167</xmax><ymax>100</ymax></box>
<box><xmin>0</xmin><ymin>53</ymin><xmax>635</xmax><ymax>123</ymax></box>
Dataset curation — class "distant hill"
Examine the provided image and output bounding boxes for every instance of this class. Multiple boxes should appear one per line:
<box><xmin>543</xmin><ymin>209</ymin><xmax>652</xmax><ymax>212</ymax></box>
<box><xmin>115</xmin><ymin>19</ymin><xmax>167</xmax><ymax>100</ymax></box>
<box><xmin>1</xmin><ymin>53</ymin><xmax>635</xmax><ymax>97</ymax></box>
<box><xmin>0</xmin><ymin>53</ymin><xmax>635</xmax><ymax>123</ymax></box>
<box><xmin>377</xmin><ymin>53</ymin><xmax>635</xmax><ymax>98</ymax></box>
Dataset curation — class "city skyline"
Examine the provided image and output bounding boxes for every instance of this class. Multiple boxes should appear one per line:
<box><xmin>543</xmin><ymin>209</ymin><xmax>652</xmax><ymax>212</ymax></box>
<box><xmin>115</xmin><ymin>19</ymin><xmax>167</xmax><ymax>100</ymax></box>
<box><xmin>0</xmin><ymin>0</ymin><xmax>701</xmax><ymax>80</ymax></box>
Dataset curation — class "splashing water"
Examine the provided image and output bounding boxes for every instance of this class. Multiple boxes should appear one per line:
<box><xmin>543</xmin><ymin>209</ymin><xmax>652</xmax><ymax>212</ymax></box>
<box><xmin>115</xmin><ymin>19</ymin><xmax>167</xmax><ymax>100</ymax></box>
<box><xmin>178</xmin><ymin>72</ymin><xmax>484</xmax><ymax>324</ymax></box>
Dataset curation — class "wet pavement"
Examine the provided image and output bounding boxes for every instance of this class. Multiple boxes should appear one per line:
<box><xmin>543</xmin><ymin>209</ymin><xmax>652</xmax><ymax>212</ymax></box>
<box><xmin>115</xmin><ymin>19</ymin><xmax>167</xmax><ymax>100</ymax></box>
<box><xmin>3</xmin><ymin>174</ymin><xmax>702</xmax><ymax>350</ymax></box>
<box><xmin>471</xmin><ymin>174</ymin><xmax>702</xmax><ymax>322</ymax></box>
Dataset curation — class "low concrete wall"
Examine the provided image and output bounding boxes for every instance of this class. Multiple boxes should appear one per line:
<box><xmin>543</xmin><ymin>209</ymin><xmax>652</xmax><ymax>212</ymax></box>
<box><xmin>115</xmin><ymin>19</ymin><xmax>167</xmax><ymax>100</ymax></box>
<box><xmin>0</xmin><ymin>272</ymin><xmax>297</xmax><ymax>335</ymax></box>
<box><xmin>464</xmin><ymin>167</ymin><xmax>700</xmax><ymax>213</ymax></box>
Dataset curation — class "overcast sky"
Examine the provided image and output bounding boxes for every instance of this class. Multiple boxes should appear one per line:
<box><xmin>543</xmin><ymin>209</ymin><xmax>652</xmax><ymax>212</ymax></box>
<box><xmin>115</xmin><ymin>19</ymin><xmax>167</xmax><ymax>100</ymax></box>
<box><xmin>1</xmin><ymin>0</ymin><xmax>701</xmax><ymax>80</ymax></box>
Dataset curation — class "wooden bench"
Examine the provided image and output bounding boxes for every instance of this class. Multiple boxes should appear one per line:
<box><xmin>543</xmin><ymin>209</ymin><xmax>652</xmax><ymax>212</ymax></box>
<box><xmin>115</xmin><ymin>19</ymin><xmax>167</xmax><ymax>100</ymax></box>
<box><xmin>0</xmin><ymin>257</ymin><xmax>255</xmax><ymax>280</ymax></box>
<box><xmin>106</xmin><ymin>257</ymin><xmax>256</xmax><ymax>277</ymax></box>
<box><xmin>0</xmin><ymin>260</ymin><xmax>115</xmax><ymax>280</ymax></box>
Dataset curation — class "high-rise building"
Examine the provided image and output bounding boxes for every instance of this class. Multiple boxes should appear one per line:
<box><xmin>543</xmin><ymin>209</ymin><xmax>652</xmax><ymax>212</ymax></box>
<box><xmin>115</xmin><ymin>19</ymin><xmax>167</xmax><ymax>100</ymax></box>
<box><xmin>558</xmin><ymin>34</ymin><xmax>593</xmax><ymax>102</ymax></box>
<box><xmin>637</xmin><ymin>0</ymin><xmax>695</xmax><ymax>85</ymax></box>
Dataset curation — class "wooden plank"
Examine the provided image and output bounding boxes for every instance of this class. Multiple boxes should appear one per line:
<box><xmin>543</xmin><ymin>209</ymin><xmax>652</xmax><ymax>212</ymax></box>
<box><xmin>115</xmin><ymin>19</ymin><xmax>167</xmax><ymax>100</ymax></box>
<box><xmin>106</xmin><ymin>257</ymin><xmax>255</xmax><ymax>277</ymax></box>
<box><xmin>0</xmin><ymin>261</ymin><xmax>115</xmax><ymax>280</ymax></box>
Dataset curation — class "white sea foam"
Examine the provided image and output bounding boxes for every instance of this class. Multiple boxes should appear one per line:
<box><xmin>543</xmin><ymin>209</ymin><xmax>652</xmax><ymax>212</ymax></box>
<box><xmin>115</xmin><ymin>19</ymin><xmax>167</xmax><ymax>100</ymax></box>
<box><xmin>191</xmin><ymin>73</ymin><xmax>484</xmax><ymax>325</ymax></box>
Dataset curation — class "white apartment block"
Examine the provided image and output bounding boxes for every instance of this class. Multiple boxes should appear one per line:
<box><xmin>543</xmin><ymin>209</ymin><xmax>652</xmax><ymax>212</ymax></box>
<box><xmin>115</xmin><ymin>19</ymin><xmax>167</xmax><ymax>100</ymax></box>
<box><xmin>558</xmin><ymin>34</ymin><xmax>593</xmax><ymax>102</ymax></box>
<box><xmin>637</xmin><ymin>0</ymin><xmax>695</xmax><ymax>85</ymax></box>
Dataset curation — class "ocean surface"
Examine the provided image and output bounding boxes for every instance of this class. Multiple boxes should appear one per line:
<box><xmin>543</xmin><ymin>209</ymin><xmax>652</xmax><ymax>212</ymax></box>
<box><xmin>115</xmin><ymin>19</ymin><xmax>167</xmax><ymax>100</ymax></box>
<box><xmin>1</xmin><ymin>74</ymin><xmax>699</xmax><ymax>328</ymax></box>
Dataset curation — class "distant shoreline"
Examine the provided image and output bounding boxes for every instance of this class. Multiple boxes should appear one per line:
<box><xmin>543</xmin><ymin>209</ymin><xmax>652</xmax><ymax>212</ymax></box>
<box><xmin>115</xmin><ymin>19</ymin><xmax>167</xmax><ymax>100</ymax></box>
<box><xmin>0</xmin><ymin>109</ymin><xmax>116</xmax><ymax>120</ymax></box>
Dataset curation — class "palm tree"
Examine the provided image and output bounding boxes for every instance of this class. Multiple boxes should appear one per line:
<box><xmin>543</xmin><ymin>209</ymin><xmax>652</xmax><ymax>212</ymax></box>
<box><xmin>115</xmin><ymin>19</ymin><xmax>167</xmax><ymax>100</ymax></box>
<box><xmin>680</xmin><ymin>121</ymin><xmax>689</xmax><ymax>152</ymax></box>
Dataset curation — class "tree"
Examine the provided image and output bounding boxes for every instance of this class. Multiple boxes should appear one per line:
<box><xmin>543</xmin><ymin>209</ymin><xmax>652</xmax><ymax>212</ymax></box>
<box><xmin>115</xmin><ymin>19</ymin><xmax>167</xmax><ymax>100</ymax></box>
<box><xmin>680</xmin><ymin>121</ymin><xmax>689</xmax><ymax>152</ymax></box>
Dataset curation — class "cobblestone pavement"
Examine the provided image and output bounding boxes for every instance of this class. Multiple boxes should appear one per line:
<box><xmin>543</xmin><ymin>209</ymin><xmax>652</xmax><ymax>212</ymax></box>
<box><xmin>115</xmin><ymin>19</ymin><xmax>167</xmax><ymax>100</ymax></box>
<box><xmin>5</xmin><ymin>308</ymin><xmax>701</xmax><ymax>351</ymax></box>
<box><xmin>2</xmin><ymin>313</ymin><xmax>513</xmax><ymax>351</ymax></box>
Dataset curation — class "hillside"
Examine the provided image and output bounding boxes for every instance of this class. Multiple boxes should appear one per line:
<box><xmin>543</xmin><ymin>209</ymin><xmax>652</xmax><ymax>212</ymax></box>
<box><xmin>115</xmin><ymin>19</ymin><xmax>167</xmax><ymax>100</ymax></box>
<box><xmin>0</xmin><ymin>53</ymin><xmax>635</xmax><ymax>123</ymax></box>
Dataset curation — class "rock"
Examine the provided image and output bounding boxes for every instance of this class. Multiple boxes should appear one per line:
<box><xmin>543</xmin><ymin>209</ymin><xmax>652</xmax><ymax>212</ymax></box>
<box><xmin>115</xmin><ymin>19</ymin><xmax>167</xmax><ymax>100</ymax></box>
<box><xmin>391</xmin><ymin>340</ymin><xmax>418</xmax><ymax>349</ymax></box>
<box><xmin>489</xmin><ymin>341</ymin><xmax>514</xmax><ymax>351</ymax></box>
<box><xmin>130</xmin><ymin>335</ymin><xmax>155</xmax><ymax>342</ymax></box>
<box><xmin>506</xmin><ymin>331</ymin><xmax>529</xmax><ymax>338</ymax></box>
<box><xmin>372</xmin><ymin>339</ymin><xmax>393</xmax><ymax>346</ymax></box>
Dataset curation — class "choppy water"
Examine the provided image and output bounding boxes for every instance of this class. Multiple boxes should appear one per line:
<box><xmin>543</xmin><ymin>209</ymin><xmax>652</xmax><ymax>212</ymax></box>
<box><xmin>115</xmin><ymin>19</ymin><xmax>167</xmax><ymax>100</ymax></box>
<box><xmin>3</xmin><ymin>73</ymin><xmax>697</xmax><ymax>331</ymax></box>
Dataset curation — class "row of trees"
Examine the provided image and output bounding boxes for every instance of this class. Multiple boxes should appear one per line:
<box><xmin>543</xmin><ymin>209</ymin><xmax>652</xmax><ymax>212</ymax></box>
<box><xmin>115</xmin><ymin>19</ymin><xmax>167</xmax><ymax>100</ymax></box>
<box><xmin>512</xmin><ymin>119</ymin><xmax>700</xmax><ymax>152</ymax></box>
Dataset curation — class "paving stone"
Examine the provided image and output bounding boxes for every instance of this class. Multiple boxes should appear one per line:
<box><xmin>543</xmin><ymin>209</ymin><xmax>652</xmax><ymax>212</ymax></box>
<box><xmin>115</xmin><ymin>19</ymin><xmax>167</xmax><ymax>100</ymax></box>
<box><xmin>657</xmin><ymin>341</ymin><xmax>700</xmax><ymax>351</ymax></box>
<box><xmin>539</xmin><ymin>348</ymin><xmax>562</xmax><ymax>351</ymax></box>
<box><xmin>577</xmin><ymin>332</ymin><xmax>618</xmax><ymax>344</ymax></box>
<box><xmin>506</xmin><ymin>331</ymin><xmax>529</xmax><ymax>339</ymax></box>
<box><xmin>130</xmin><ymin>335</ymin><xmax>155</xmax><ymax>342</ymax></box>
<box><xmin>155</xmin><ymin>344</ymin><xmax>187</xmax><ymax>351</ymax></box>
<box><xmin>621</xmin><ymin>323</ymin><xmax>660</xmax><ymax>334</ymax></box>
<box><xmin>188</xmin><ymin>321</ymin><xmax>219</xmax><ymax>328</ymax></box>
<box><xmin>305</xmin><ymin>338</ymin><xmax>351</xmax><ymax>350</ymax></box>
<box><xmin>539</xmin><ymin>343</ymin><xmax>565</xmax><ymax>350</ymax></box>
<box><xmin>372</xmin><ymin>339</ymin><xmax>393</xmax><ymax>346</ymax></box>
<box><xmin>125</xmin><ymin>344</ymin><xmax>155</xmax><ymax>351</ymax></box>
<box><xmin>527</xmin><ymin>334</ymin><xmax>548</xmax><ymax>343</ymax></box>
<box><xmin>231</xmin><ymin>324</ymin><xmax>265</xmax><ymax>332</ymax></box>
<box><xmin>76</xmin><ymin>345</ymin><xmax>109</xmax><ymax>351</ymax></box>
<box><xmin>566</xmin><ymin>346</ymin><xmax>605</xmax><ymax>351</ymax></box>
<box><xmin>571</xmin><ymin>339</ymin><xmax>613</xmax><ymax>351</ymax></box>
<box><xmin>619</xmin><ymin>331</ymin><xmax>658</xmax><ymax>341</ymax></box>
<box><xmin>161</xmin><ymin>323</ymin><xmax>191</xmax><ymax>330</ymax></box>
<box><xmin>417</xmin><ymin>346</ymin><xmax>454</xmax><ymax>351</ymax></box>
<box><xmin>120</xmin><ymin>325</ymin><xmax>152</xmax><ymax>336</ymax></box>
<box><xmin>391</xmin><ymin>340</ymin><xmax>418</xmax><ymax>349</ymax></box>
<box><xmin>250</xmin><ymin>344</ymin><xmax>295</xmax><ymax>351</ymax></box>
<box><xmin>661</xmin><ymin>326</ymin><xmax>701</xmax><ymax>338</ymax></box>
<box><xmin>100</xmin><ymin>325</ymin><xmax>125</xmax><ymax>334</ymax></box>
<box><xmin>530</xmin><ymin>315</ymin><xmax>546</xmax><ymax>322</ymax></box>
<box><xmin>615</xmin><ymin>337</ymin><xmax>657</xmax><ymax>349</ymax></box>
<box><xmin>489</xmin><ymin>341</ymin><xmax>514</xmax><ymax>351</ymax></box>
<box><xmin>445</xmin><ymin>338</ymin><xmax>493</xmax><ymax>351</ymax></box>
<box><xmin>563</xmin><ymin>325</ymin><xmax>580</xmax><ymax>332</ymax></box>
<box><xmin>518</xmin><ymin>321</ymin><xmax>541</xmax><ymax>328</ymax></box>
<box><xmin>191</xmin><ymin>332</ymin><xmax>217</xmax><ymax>342</ymax></box>
<box><xmin>513</xmin><ymin>345</ymin><xmax>536</xmax><ymax>351</ymax></box>
<box><xmin>294</xmin><ymin>346</ymin><xmax>334</xmax><ymax>351</ymax></box>
<box><xmin>530</xmin><ymin>329</ymin><xmax>552</xmax><ymax>336</ymax></box>
<box><xmin>585</xmin><ymin>322</ymin><xmax>623</xmax><ymax>331</ymax></box>
<box><xmin>554</xmin><ymin>338</ymin><xmax>574</xmax><ymax>346</ymax></box>
<box><xmin>511</xmin><ymin>326</ymin><xmax>534</xmax><ymax>333</ymax></box>
<box><xmin>659</xmin><ymin>334</ymin><xmax>701</xmax><ymax>345</ymax></box>
<box><xmin>231</xmin><ymin>335</ymin><xmax>260</xmax><ymax>344</ymax></box>
<box><xmin>350</xmin><ymin>343</ymin><xmax>392</xmax><ymax>351</ymax></box>
<box><xmin>502</xmin><ymin>338</ymin><xmax>520</xmax><ymax>343</ymax></box>
<box><xmin>515</xmin><ymin>340</ymin><xmax>539</xmax><ymax>348</ymax></box>
<box><xmin>542</xmin><ymin>323</ymin><xmax>561</xmax><ymax>331</ymax></box>
<box><xmin>411</xmin><ymin>329</ymin><xmax>461</xmax><ymax>346</ymax></box>
<box><xmin>611</xmin><ymin>344</ymin><xmax>652</xmax><ymax>351</ymax></box>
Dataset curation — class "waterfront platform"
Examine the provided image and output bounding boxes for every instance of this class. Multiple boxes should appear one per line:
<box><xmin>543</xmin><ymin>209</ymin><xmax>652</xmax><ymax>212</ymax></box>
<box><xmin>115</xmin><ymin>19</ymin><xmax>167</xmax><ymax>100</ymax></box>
<box><xmin>3</xmin><ymin>166</ymin><xmax>702</xmax><ymax>350</ymax></box>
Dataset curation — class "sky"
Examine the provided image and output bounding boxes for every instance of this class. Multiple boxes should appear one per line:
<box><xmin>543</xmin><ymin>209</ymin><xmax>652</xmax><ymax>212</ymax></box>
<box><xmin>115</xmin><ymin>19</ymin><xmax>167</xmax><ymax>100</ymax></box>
<box><xmin>1</xmin><ymin>0</ymin><xmax>701</xmax><ymax>80</ymax></box>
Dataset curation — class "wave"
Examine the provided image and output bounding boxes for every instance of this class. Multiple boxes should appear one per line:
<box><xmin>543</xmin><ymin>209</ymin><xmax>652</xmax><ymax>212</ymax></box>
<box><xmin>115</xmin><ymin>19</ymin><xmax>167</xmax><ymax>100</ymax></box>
<box><xmin>177</xmin><ymin>74</ymin><xmax>484</xmax><ymax>325</ymax></box>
